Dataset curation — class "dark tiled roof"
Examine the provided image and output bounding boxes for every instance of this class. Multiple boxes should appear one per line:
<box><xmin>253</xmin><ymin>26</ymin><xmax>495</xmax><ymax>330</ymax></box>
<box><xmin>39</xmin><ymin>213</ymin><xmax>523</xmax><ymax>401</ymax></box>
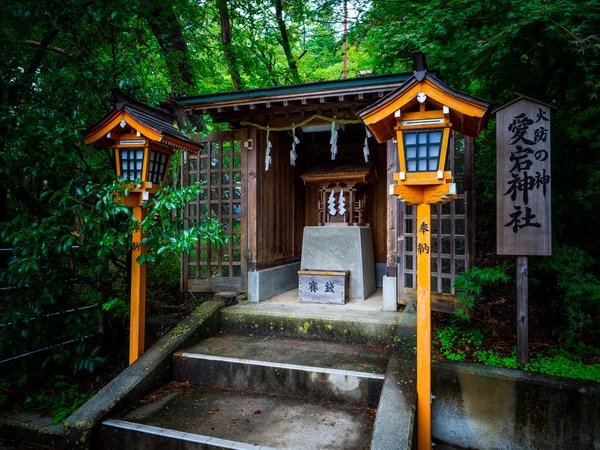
<box><xmin>124</xmin><ymin>105</ymin><xmax>198</xmax><ymax>148</ymax></box>
<box><xmin>176</xmin><ymin>72</ymin><xmax>420</xmax><ymax>107</ymax></box>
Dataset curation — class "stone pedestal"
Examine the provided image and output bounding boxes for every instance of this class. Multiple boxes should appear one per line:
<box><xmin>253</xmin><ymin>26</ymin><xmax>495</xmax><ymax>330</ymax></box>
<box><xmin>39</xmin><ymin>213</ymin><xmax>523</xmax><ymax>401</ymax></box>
<box><xmin>301</xmin><ymin>226</ymin><xmax>376</xmax><ymax>300</ymax></box>
<box><xmin>382</xmin><ymin>276</ymin><xmax>398</xmax><ymax>311</ymax></box>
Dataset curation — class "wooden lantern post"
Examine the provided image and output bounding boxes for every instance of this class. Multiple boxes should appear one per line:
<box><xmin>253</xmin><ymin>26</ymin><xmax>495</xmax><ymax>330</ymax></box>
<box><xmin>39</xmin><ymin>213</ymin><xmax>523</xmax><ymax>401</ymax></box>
<box><xmin>359</xmin><ymin>52</ymin><xmax>490</xmax><ymax>449</ymax></box>
<box><xmin>83</xmin><ymin>90</ymin><xmax>202</xmax><ymax>364</ymax></box>
<box><xmin>129</xmin><ymin>205</ymin><xmax>147</xmax><ymax>363</ymax></box>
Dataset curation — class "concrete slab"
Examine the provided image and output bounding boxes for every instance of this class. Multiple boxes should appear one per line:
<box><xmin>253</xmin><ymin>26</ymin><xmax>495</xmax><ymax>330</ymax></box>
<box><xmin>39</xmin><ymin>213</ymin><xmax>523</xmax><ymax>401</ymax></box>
<box><xmin>220</xmin><ymin>289</ymin><xmax>401</xmax><ymax>345</ymax></box>
<box><xmin>107</xmin><ymin>383</ymin><xmax>376</xmax><ymax>450</ymax></box>
<box><xmin>301</xmin><ymin>226</ymin><xmax>376</xmax><ymax>300</ymax></box>
<box><xmin>248</xmin><ymin>262</ymin><xmax>301</xmax><ymax>303</ymax></box>
<box><xmin>0</xmin><ymin>412</ymin><xmax>64</xmax><ymax>449</ymax></box>
<box><xmin>242</xmin><ymin>288</ymin><xmax>386</xmax><ymax>313</ymax></box>
<box><xmin>182</xmin><ymin>334</ymin><xmax>390</xmax><ymax>375</ymax></box>
<box><xmin>174</xmin><ymin>334</ymin><xmax>389</xmax><ymax>408</ymax></box>
<box><xmin>102</xmin><ymin>419</ymin><xmax>277</xmax><ymax>449</ymax></box>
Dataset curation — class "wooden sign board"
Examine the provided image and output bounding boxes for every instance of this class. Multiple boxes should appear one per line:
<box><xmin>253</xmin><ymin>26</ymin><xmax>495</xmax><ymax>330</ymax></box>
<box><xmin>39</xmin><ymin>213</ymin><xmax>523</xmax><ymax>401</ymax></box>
<box><xmin>298</xmin><ymin>270</ymin><xmax>349</xmax><ymax>304</ymax></box>
<box><xmin>496</xmin><ymin>97</ymin><xmax>552</xmax><ymax>255</ymax></box>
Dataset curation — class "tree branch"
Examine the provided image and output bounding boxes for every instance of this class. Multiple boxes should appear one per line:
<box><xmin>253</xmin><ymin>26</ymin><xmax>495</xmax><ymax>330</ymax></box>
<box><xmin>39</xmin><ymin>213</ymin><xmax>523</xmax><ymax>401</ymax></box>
<box><xmin>23</xmin><ymin>40</ymin><xmax>74</xmax><ymax>57</ymax></box>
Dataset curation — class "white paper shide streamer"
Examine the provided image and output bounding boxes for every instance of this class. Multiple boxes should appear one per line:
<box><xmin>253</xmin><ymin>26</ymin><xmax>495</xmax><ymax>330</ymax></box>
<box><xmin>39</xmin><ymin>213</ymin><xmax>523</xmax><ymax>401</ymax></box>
<box><xmin>338</xmin><ymin>188</ymin><xmax>346</xmax><ymax>215</ymax></box>
<box><xmin>290</xmin><ymin>126</ymin><xmax>299</xmax><ymax>166</ymax></box>
<box><xmin>327</xmin><ymin>189</ymin><xmax>337</xmax><ymax>216</ymax></box>
<box><xmin>265</xmin><ymin>127</ymin><xmax>272</xmax><ymax>171</ymax></box>
<box><xmin>363</xmin><ymin>127</ymin><xmax>372</xmax><ymax>163</ymax></box>
<box><xmin>330</xmin><ymin>121</ymin><xmax>338</xmax><ymax>160</ymax></box>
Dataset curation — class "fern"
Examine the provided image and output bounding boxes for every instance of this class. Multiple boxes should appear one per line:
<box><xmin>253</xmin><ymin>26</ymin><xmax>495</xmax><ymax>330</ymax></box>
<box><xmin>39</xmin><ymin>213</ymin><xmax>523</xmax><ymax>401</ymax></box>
<box><xmin>453</xmin><ymin>265</ymin><xmax>511</xmax><ymax>320</ymax></box>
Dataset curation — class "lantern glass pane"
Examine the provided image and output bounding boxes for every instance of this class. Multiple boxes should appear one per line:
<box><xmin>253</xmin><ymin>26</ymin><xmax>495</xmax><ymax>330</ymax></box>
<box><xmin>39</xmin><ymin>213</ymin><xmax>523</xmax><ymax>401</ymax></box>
<box><xmin>430</xmin><ymin>131</ymin><xmax>442</xmax><ymax>143</ymax></box>
<box><xmin>119</xmin><ymin>147</ymin><xmax>145</xmax><ymax>181</ymax></box>
<box><xmin>403</xmin><ymin>129</ymin><xmax>444</xmax><ymax>173</ymax></box>
<box><xmin>148</xmin><ymin>149</ymin><xmax>169</xmax><ymax>184</ymax></box>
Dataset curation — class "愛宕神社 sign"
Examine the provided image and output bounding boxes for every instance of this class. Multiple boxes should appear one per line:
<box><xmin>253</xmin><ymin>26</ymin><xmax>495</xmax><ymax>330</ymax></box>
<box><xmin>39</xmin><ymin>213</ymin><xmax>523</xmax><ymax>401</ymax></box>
<box><xmin>495</xmin><ymin>95</ymin><xmax>554</xmax><ymax>256</ymax></box>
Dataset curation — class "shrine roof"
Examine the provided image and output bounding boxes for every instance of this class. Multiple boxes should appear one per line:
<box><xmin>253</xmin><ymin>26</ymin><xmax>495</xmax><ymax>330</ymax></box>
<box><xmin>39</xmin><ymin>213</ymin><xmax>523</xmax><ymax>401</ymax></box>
<box><xmin>84</xmin><ymin>89</ymin><xmax>202</xmax><ymax>152</ymax></box>
<box><xmin>175</xmin><ymin>72</ymin><xmax>424</xmax><ymax>124</ymax></box>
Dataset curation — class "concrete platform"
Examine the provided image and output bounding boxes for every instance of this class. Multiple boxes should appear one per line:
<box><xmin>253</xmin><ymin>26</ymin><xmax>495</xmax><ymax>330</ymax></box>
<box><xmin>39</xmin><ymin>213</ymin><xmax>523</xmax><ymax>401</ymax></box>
<box><xmin>103</xmin><ymin>383</ymin><xmax>376</xmax><ymax>450</ymax></box>
<box><xmin>260</xmin><ymin>288</ymin><xmax>385</xmax><ymax>312</ymax></box>
<box><xmin>220</xmin><ymin>289</ymin><xmax>401</xmax><ymax>345</ymax></box>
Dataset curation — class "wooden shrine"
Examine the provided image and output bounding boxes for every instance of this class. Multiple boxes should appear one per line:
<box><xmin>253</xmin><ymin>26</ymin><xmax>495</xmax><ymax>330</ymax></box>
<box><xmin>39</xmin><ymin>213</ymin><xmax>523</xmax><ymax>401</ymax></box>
<box><xmin>176</xmin><ymin>68</ymin><xmax>477</xmax><ymax>312</ymax></box>
<box><xmin>300</xmin><ymin>164</ymin><xmax>378</xmax><ymax>226</ymax></box>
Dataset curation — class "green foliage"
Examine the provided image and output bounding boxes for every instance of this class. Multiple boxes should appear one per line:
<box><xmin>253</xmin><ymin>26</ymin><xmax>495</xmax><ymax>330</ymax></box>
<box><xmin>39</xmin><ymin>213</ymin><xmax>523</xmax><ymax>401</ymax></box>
<box><xmin>537</xmin><ymin>244</ymin><xmax>600</xmax><ymax>341</ymax></box>
<box><xmin>436</xmin><ymin>321</ymin><xmax>483</xmax><ymax>361</ymax></box>
<box><xmin>437</xmin><ymin>324</ymin><xmax>600</xmax><ymax>382</ymax></box>
<box><xmin>25</xmin><ymin>375</ymin><xmax>98</xmax><ymax>424</ymax></box>
<box><xmin>525</xmin><ymin>348</ymin><xmax>600</xmax><ymax>383</ymax></box>
<box><xmin>102</xmin><ymin>298</ymin><xmax>129</xmax><ymax>318</ymax></box>
<box><xmin>453</xmin><ymin>266</ymin><xmax>511</xmax><ymax>320</ymax></box>
<box><xmin>473</xmin><ymin>349</ymin><xmax>519</xmax><ymax>370</ymax></box>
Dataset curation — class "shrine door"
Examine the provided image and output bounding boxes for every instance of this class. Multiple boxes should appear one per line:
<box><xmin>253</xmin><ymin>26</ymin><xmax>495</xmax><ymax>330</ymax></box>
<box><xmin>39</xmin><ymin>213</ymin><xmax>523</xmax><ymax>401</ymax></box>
<box><xmin>181</xmin><ymin>130</ymin><xmax>248</xmax><ymax>292</ymax></box>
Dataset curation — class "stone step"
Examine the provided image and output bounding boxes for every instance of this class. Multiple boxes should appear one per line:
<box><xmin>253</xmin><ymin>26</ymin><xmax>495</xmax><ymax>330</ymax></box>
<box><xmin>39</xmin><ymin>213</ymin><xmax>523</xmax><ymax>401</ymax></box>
<box><xmin>173</xmin><ymin>333</ymin><xmax>389</xmax><ymax>408</ymax></box>
<box><xmin>102</xmin><ymin>382</ymin><xmax>376</xmax><ymax>450</ymax></box>
<box><xmin>220</xmin><ymin>301</ymin><xmax>400</xmax><ymax>346</ymax></box>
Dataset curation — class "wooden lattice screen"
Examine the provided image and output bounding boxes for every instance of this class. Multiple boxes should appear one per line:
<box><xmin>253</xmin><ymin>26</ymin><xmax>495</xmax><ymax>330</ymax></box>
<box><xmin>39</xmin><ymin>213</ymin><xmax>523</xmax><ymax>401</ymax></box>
<box><xmin>181</xmin><ymin>130</ymin><xmax>247</xmax><ymax>292</ymax></box>
<box><xmin>398</xmin><ymin>135</ymin><xmax>475</xmax><ymax>312</ymax></box>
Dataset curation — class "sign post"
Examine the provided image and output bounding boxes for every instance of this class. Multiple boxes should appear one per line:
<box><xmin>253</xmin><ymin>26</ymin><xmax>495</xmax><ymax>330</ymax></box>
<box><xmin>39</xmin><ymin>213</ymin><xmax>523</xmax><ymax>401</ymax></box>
<box><xmin>495</xmin><ymin>94</ymin><xmax>555</xmax><ymax>366</ymax></box>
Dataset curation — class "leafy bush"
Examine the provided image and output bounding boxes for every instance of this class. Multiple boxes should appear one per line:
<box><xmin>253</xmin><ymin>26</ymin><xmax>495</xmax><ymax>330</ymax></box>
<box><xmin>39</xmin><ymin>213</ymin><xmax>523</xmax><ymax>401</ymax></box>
<box><xmin>0</xmin><ymin>178</ymin><xmax>227</xmax><ymax>375</ymax></box>
<box><xmin>473</xmin><ymin>349</ymin><xmax>519</xmax><ymax>370</ymax></box>
<box><xmin>526</xmin><ymin>348</ymin><xmax>600</xmax><ymax>383</ymax></box>
<box><xmin>537</xmin><ymin>244</ymin><xmax>600</xmax><ymax>342</ymax></box>
<box><xmin>25</xmin><ymin>375</ymin><xmax>99</xmax><ymax>424</ymax></box>
<box><xmin>437</xmin><ymin>323</ymin><xmax>599</xmax><ymax>382</ymax></box>
<box><xmin>436</xmin><ymin>321</ymin><xmax>484</xmax><ymax>361</ymax></box>
<box><xmin>453</xmin><ymin>265</ymin><xmax>511</xmax><ymax>320</ymax></box>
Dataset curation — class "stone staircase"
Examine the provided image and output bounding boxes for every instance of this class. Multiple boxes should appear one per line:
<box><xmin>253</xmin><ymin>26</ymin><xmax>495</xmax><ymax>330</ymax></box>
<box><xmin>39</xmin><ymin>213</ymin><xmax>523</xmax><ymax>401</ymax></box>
<box><xmin>98</xmin><ymin>300</ymin><xmax>415</xmax><ymax>450</ymax></box>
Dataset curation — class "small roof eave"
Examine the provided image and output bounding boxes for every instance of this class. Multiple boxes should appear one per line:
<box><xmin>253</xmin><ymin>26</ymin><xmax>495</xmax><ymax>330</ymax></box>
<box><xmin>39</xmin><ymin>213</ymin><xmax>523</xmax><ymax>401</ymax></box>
<box><xmin>83</xmin><ymin>92</ymin><xmax>202</xmax><ymax>153</ymax></box>
<box><xmin>358</xmin><ymin>73</ymin><xmax>491</xmax><ymax>142</ymax></box>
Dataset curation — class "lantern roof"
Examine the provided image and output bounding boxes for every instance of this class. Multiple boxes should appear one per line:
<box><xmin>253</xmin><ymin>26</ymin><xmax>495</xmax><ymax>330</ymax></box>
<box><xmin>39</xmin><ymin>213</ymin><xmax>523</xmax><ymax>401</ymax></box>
<box><xmin>83</xmin><ymin>89</ymin><xmax>202</xmax><ymax>153</ymax></box>
<box><xmin>358</xmin><ymin>55</ymin><xmax>491</xmax><ymax>143</ymax></box>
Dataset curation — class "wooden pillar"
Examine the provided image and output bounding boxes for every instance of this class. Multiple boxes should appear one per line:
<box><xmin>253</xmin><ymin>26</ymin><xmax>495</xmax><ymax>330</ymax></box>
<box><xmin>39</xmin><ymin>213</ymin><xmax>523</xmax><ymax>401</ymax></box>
<box><xmin>386</xmin><ymin>139</ymin><xmax>398</xmax><ymax>277</ymax></box>
<box><xmin>517</xmin><ymin>256</ymin><xmax>529</xmax><ymax>366</ymax></box>
<box><xmin>129</xmin><ymin>206</ymin><xmax>147</xmax><ymax>365</ymax></box>
<box><xmin>416</xmin><ymin>202</ymin><xmax>431</xmax><ymax>450</ymax></box>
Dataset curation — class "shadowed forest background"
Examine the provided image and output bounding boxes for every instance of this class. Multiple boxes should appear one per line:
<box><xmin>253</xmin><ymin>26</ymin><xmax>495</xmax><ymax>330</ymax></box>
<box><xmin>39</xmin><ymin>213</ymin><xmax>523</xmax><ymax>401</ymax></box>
<box><xmin>1</xmin><ymin>0</ymin><xmax>599</xmax><ymax>423</ymax></box>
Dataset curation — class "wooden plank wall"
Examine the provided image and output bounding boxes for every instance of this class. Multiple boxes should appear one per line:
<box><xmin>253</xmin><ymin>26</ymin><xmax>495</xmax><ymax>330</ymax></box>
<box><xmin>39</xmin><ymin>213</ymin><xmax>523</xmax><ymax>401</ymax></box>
<box><xmin>251</xmin><ymin>127</ymin><xmax>302</xmax><ymax>270</ymax></box>
<box><xmin>368</xmin><ymin>142</ymin><xmax>389</xmax><ymax>263</ymax></box>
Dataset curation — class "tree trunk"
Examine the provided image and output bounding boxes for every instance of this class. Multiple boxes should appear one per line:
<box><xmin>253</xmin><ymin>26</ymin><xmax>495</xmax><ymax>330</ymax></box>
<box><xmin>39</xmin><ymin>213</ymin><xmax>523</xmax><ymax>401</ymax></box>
<box><xmin>141</xmin><ymin>0</ymin><xmax>195</xmax><ymax>96</ymax></box>
<box><xmin>140</xmin><ymin>0</ymin><xmax>203</xmax><ymax>130</ymax></box>
<box><xmin>215</xmin><ymin>0</ymin><xmax>244</xmax><ymax>90</ymax></box>
<box><xmin>8</xmin><ymin>28</ymin><xmax>58</xmax><ymax>104</ymax></box>
<box><xmin>274</xmin><ymin>0</ymin><xmax>300</xmax><ymax>84</ymax></box>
